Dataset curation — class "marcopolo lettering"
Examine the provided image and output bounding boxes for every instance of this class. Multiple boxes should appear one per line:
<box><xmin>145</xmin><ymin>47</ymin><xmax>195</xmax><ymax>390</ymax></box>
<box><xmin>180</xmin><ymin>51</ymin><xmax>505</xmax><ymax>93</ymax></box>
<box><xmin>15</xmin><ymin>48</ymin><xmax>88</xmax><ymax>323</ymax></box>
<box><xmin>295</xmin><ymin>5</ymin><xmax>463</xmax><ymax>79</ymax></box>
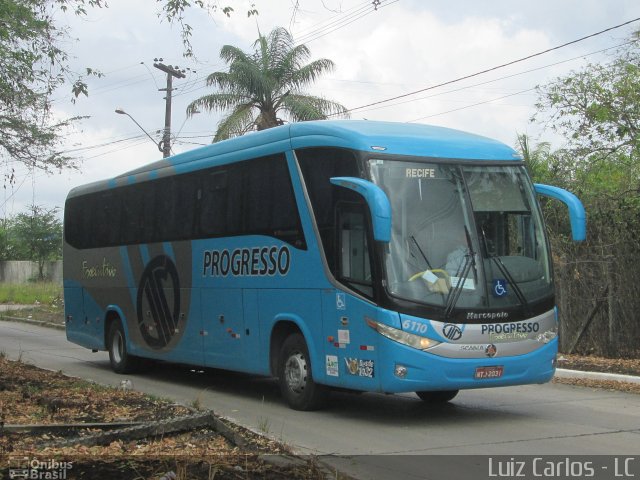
<box><xmin>481</xmin><ymin>322</ymin><xmax>540</xmax><ymax>335</ymax></box>
<box><xmin>202</xmin><ymin>246</ymin><xmax>291</xmax><ymax>277</ymax></box>
<box><xmin>467</xmin><ymin>311</ymin><xmax>509</xmax><ymax>321</ymax></box>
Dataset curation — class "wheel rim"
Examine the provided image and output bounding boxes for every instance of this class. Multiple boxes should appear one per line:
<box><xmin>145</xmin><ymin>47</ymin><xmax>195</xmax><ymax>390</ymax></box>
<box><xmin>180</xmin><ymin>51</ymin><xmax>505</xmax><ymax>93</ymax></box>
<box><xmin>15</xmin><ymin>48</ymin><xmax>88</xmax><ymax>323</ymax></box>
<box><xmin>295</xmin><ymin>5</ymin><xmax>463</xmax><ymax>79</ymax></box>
<box><xmin>284</xmin><ymin>351</ymin><xmax>307</xmax><ymax>394</ymax></box>
<box><xmin>112</xmin><ymin>330</ymin><xmax>124</xmax><ymax>365</ymax></box>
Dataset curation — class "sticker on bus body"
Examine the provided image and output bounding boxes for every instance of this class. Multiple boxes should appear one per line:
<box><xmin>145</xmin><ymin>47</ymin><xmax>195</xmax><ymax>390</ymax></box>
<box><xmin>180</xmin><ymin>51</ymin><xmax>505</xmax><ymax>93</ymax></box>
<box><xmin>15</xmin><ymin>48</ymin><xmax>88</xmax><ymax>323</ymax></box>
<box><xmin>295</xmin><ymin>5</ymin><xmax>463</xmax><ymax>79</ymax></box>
<box><xmin>344</xmin><ymin>358</ymin><xmax>375</xmax><ymax>378</ymax></box>
<box><xmin>336</xmin><ymin>293</ymin><xmax>346</xmax><ymax>310</ymax></box>
<box><xmin>326</xmin><ymin>355</ymin><xmax>339</xmax><ymax>377</ymax></box>
<box><xmin>338</xmin><ymin>329</ymin><xmax>350</xmax><ymax>345</ymax></box>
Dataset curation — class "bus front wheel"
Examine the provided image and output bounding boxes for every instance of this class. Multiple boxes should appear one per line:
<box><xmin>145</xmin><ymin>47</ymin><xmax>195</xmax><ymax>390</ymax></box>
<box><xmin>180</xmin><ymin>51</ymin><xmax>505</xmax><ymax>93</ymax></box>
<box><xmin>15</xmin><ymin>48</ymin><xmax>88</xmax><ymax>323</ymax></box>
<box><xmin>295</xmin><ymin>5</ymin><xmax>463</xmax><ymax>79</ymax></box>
<box><xmin>107</xmin><ymin>320</ymin><xmax>139</xmax><ymax>374</ymax></box>
<box><xmin>416</xmin><ymin>390</ymin><xmax>459</xmax><ymax>403</ymax></box>
<box><xmin>278</xmin><ymin>333</ymin><xmax>328</xmax><ymax>411</ymax></box>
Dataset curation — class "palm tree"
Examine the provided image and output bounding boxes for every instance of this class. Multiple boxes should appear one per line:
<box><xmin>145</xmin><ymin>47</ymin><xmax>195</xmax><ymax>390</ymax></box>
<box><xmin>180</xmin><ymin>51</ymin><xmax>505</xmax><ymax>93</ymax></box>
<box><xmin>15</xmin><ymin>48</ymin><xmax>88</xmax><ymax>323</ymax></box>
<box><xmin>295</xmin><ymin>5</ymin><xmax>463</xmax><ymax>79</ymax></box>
<box><xmin>187</xmin><ymin>27</ymin><xmax>349</xmax><ymax>142</ymax></box>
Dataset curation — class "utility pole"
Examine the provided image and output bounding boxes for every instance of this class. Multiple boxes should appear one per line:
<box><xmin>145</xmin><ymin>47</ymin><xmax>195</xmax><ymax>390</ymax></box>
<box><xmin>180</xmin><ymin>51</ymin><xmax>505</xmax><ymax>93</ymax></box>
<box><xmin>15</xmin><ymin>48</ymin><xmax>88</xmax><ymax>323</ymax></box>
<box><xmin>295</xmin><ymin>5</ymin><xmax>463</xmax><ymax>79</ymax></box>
<box><xmin>153</xmin><ymin>61</ymin><xmax>186</xmax><ymax>158</ymax></box>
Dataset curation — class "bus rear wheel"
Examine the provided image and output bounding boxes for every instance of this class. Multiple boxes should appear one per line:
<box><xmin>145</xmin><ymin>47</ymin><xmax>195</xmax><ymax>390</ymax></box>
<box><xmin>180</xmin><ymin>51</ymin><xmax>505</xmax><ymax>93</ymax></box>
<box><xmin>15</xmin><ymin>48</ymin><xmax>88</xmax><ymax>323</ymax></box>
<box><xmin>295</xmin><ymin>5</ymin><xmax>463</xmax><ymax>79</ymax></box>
<box><xmin>416</xmin><ymin>390</ymin><xmax>459</xmax><ymax>403</ymax></box>
<box><xmin>107</xmin><ymin>320</ymin><xmax>140</xmax><ymax>374</ymax></box>
<box><xmin>278</xmin><ymin>333</ymin><xmax>328</xmax><ymax>411</ymax></box>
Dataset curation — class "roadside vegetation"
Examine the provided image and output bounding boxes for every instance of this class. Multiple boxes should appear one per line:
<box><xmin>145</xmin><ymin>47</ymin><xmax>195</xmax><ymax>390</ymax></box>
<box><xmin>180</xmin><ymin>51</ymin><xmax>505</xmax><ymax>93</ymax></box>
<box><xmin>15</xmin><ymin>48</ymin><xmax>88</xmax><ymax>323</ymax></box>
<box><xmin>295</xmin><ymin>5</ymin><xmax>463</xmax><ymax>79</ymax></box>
<box><xmin>0</xmin><ymin>282</ymin><xmax>61</xmax><ymax>305</ymax></box>
<box><xmin>0</xmin><ymin>206</ymin><xmax>62</xmax><ymax>280</ymax></box>
<box><xmin>0</xmin><ymin>282</ymin><xmax>63</xmax><ymax>324</ymax></box>
<box><xmin>523</xmin><ymin>31</ymin><xmax>640</xmax><ymax>358</ymax></box>
<box><xmin>0</xmin><ymin>355</ymin><xmax>336</xmax><ymax>479</ymax></box>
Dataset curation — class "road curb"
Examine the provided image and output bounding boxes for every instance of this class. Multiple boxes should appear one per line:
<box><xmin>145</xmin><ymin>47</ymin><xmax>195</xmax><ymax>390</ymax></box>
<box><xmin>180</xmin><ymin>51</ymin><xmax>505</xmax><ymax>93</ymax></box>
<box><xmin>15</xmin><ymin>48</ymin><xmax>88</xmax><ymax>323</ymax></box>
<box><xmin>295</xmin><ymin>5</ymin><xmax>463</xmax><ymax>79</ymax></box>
<box><xmin>0</xmin><ymin>315</ymin><xmax>65</xmax><ymax>330</ymax></box>
<box><xmin>555</xmin><ymin>368</ymin><xmax>640</xmax><ymax>384</ymax></box>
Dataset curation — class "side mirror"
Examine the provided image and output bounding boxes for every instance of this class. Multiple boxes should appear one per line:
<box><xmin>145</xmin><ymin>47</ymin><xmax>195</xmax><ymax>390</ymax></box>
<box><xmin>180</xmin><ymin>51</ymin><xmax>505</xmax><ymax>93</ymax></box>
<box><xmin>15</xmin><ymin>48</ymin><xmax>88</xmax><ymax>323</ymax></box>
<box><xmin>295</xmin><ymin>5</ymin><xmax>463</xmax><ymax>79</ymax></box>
<box><xmin>330</xmin><ymin>177</ymin><xmax>391</xmax><ymax>243</ymax></box>
<box><xmin>534</xmin><ymin>183</ymin><xmax>586</xmax><ymax>242</ymax></box>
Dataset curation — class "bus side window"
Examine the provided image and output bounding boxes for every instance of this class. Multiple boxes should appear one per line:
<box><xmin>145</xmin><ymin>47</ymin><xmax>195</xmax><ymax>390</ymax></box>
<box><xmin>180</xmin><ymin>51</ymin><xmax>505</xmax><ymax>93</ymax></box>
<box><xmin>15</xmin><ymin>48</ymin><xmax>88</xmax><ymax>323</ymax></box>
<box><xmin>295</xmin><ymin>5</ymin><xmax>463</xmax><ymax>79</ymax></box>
<box><xmin>200</xmin><ymin>170</ymin><xmax>228</xmax><ymax>236</ymax></box>
<box><xmin>65</xmin><ymin>196</ymin><xmax>92</xmax><ymax>249</ymax></box>
<box><xmin>243</xmin><ymin>155</ymin><xmax>306</xmax><ymax>248</ymax></box>
<box><xmin>173</xmin><ymin>175</ymin><xmax>198</xmax><ymax>239</ymax></box>
<box><xmin>95</xmin><ymin>192</ymin><xmax>120</xmax><ymax>247</ymax></box>
<box><xmin>296</xmin><ymin>147</ymin><xmax>362</xmax><ymax>269</ymax></box>
<box><xmin>336</xmin><ymin>203</ymin><xmax>373</xmax><ymax>298</ymax></box>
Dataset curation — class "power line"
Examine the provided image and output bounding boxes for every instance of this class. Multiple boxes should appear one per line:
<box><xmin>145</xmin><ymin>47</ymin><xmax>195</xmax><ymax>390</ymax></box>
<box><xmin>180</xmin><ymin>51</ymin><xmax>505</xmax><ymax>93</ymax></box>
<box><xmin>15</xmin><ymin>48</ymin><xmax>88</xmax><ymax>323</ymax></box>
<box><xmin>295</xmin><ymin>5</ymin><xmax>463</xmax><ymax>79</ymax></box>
<box><xmin>172</xmin><ymin>4</ymin><xmax>390</xmax><ymax>98</ymax></box>
<box><xmin>352</xmin><ymin>39</ymin><xmax>637</xmax><ymax>117</ymax></box>
<box><xmin>336</xmin><ymin>17</ymin><xmax>640</xmax><ymax>116</ymax></box>
<box><xmin>54</xmin><ymin>133</ymin><xmax>149</xmax><ymax>155</ymax></box>
<box><xmin>295</xmin><ymin>0</ymin><xmax>399</xmax><ymax>45</ymax></box>
<box><xmin>172</xmin><ymin>3</ymin><xmax>400</xmax><ymax>100</ymax></box>
<box><xmin>407</xmin><ymin>88</ymin><xmax>536</xmax><ymax>123</ymax></box>
<box><xmin>82</xmin><ymin>137</ymin><xmax>152</xmax><ymax>161</ymax></box>
<box><xmin>292</xmin><ymin>0</ymin><xmax>370</xmax><ymax>37</ymax></box>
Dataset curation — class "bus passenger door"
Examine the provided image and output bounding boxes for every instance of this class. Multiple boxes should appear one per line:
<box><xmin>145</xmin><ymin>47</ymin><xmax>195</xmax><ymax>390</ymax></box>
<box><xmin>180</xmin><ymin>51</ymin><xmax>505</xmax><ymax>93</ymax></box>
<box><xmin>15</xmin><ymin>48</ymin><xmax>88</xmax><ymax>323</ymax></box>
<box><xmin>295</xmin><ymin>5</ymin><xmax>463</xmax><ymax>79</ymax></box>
<box><xmin>200</xmin><ymin>288</ymin><xmax>245</xmax><ymax>369</ymax></box>
<box><xmin>320</xmin><ymin>202</ymin><xmax>381</xmax><ymax>390</ymax></box>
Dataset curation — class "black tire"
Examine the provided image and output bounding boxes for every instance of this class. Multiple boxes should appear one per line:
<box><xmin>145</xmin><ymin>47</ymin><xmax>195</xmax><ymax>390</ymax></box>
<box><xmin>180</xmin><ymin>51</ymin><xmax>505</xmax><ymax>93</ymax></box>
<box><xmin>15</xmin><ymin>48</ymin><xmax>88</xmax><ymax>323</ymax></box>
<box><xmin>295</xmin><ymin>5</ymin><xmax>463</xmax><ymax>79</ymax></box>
<box><xmin>416</xmin><ymin>390</ymin><xmax>459</xmax><ymax>403</ymax></box>
<box><xmin>278</xmin><ymin>333</ymin><xmax>328</xmax><ymax>411</ymax></box>
<box><xmin>107</xmin><ymin>320</ymin><xmax>140</xmax><ymax>374</ymax></box>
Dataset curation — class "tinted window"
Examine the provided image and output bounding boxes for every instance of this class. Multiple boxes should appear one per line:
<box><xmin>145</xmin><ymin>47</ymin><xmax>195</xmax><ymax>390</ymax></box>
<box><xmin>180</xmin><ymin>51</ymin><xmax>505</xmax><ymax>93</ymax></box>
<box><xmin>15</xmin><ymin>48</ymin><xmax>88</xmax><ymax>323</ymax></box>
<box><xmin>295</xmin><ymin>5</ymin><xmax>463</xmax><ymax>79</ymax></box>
<box><xmin>200</xmin><ymin>170</ymin><xmax>229</xmax><ymax>236</ymax></box>
<box><xmin>337</xmin><ymin>203</ymin><xmax>373</xmax><ymax>297</ymax></box>
<box><xmin>64</xmin><ymin>154</ymin><xmax>306</xmax><ymax>250</ymax></box>
<box><xmin>297</xmin><ymin>147</ymin><xmax>363</xmax><ymax>276</ymax></box>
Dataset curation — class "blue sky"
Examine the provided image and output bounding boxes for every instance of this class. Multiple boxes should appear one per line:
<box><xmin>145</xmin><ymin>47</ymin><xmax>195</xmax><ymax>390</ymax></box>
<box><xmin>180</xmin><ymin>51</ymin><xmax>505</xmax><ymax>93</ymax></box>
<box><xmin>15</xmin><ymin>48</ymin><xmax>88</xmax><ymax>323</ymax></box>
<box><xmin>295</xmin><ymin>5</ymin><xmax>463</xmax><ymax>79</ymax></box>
<box><xmin>3</xmin><ymin>0</ymin><xmax>640</xmax><ymax>216</ymax></box>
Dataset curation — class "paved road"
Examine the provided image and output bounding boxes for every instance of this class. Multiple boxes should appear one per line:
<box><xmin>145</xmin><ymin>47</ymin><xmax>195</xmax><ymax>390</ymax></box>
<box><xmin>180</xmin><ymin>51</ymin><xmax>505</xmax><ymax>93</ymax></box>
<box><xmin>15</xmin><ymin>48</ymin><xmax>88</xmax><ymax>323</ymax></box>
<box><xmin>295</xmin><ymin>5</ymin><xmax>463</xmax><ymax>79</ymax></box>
<box><xmin>1</xmin><ymin>320</ymin><xmax>639</xmax><ymax>479</ymax></box>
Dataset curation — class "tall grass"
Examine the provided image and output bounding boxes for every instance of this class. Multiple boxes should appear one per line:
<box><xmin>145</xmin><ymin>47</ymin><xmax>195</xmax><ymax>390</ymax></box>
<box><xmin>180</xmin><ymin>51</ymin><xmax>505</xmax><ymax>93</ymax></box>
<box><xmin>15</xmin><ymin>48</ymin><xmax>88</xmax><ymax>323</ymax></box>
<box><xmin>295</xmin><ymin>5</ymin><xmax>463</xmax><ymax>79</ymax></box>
<box><xmin>0</xmin><ymin>282</ymin><xmax>62</xmax><ymax>305</ymax></box>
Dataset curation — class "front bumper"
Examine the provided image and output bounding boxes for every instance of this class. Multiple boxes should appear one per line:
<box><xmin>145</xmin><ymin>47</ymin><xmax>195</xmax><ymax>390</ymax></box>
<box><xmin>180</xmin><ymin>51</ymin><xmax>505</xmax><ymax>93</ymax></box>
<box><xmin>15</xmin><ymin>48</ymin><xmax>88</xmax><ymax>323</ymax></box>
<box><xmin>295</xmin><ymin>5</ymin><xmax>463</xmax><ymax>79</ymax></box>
<box><xmin>377</xmin><ymin>337</ymin><xmax>557</xmax><ymax>393</ymax></box>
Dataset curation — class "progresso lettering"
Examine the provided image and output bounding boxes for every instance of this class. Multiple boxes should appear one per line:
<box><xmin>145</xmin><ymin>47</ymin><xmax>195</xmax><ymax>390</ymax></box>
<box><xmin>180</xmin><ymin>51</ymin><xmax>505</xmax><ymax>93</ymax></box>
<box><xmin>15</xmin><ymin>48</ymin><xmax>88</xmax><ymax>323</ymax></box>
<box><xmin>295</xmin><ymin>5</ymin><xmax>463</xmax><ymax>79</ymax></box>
<box><xmin>202</xmin><ymin>246</ymin><xmax>290</xmax><ymax>277</ymax></box>
<box><xmin>481</xmin><ymin>322</ymin><xmax>540</xmax><ymax>335</ymax></box>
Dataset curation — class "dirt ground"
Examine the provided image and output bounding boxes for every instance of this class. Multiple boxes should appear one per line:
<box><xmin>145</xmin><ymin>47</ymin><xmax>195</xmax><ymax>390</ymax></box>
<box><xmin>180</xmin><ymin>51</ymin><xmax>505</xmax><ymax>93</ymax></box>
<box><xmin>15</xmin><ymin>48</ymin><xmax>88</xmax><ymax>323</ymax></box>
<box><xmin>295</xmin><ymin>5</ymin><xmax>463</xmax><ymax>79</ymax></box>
<box><xmin>0</xmin><ymin>356</ymin><xmax>339</xmax><ymax>479</ymax></box>
<box><xmin>558</xmin><ymin>353</ymin><xmax>640</xmax><ymax>376</ymax></box>
<box><xmin>552</xmin><ymin>353</ymin><xmax>640</xmax><ymax>394</ymax></box>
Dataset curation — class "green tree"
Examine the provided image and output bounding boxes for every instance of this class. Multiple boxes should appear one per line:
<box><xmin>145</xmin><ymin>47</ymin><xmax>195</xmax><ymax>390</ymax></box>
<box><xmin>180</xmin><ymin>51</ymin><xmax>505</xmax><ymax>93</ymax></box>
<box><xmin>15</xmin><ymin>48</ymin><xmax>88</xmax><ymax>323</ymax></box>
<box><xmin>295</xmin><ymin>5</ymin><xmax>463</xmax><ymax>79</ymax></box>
<box><xmin>529</xmin><ymin>32</ymin><xmax>640</xmax><ymax>356</ymax></box>
<box><xmin>0</xmin><ymin>218</ymin><xmax>11</xmax><ymax>261</ymax></box>
<box><xmin>0</xmin><ymin>0</ymin><xmax>105</xmax><ymax>175</ymax></box>
<box><xmin>518</xmin><ymin>134</ymin><xmax>554</xmax><ymax>183</ymax></box>
<box><xmin>160</xmin><ymin>1</ymin><xmax>258</xmax><ymax>58</ymax></box>
<box><xmin>10</xmin><ymin>205</ymin><xmax>62</xmax><ymax>280</ymax></box>
<box><xmin>187</xmin><ymin>27</ymin><xmax>349</xmax><ymax>141</ymax></box>
<box><xmin>0</xmin><ymin>0</ymin><xmax>256</xmax><ymax>176</ymax></box>
<box><xmin>533</xmin><ymin>32</ymin><xmax>640</xmax><ymax>164</ymax></box>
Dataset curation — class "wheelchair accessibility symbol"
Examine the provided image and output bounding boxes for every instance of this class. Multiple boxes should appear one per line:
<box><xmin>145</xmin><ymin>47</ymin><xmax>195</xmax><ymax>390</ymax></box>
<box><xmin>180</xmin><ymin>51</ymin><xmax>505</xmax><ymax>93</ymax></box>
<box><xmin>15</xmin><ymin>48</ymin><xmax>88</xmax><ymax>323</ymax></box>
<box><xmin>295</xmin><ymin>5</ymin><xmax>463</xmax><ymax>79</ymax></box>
<box><xmin>493</xmin><ymin>279</ymin><xmax>508</xmax><ymax>298</ymax></box>
<box><xmin>336</xmin><ymin>293</ymin><xmax>346</xmax><ymax>310</ymax></box>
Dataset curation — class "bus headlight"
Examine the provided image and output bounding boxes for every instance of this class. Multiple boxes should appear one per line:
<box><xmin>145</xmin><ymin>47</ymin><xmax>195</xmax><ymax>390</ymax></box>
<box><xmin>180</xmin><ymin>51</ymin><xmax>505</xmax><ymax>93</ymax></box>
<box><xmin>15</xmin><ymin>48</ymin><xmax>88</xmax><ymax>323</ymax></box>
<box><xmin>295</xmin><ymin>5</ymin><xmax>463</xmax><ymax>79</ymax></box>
<box><xmin>366</xmin><ymin>318</ymin><xmax>439</xmax><ymax>351</ymax></box>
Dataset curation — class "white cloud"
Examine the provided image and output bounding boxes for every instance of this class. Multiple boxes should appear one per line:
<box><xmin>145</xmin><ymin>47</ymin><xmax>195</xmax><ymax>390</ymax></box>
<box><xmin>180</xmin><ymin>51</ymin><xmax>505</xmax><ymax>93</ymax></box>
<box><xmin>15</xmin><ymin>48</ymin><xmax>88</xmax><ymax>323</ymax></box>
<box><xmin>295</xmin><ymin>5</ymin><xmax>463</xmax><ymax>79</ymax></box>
<box><xmin>5</xmin><ymin>0</ymin><xmax>640</xmax><ymax>214</ymax></box>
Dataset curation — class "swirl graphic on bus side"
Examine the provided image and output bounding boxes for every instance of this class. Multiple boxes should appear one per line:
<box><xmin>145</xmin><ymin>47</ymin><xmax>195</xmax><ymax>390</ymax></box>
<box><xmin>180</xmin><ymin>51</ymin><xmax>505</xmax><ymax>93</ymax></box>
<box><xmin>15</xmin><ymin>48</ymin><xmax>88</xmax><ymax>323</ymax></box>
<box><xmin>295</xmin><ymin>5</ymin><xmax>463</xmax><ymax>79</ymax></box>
<box><xmin>136</xmin><ymin>255</ymin><xmax>182</xmax><ymax>350</ymax></box>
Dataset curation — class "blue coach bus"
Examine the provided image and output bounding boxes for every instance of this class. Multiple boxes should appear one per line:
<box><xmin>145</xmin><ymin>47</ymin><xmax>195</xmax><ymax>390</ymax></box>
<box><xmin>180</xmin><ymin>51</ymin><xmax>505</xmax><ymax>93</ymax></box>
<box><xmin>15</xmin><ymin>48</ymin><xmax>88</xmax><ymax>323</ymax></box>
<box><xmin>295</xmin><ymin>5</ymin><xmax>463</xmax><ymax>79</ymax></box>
<box><xmin>63</xmin><ymin>120</ymin><xmax>585</xmax><ymax>410</ymax></box>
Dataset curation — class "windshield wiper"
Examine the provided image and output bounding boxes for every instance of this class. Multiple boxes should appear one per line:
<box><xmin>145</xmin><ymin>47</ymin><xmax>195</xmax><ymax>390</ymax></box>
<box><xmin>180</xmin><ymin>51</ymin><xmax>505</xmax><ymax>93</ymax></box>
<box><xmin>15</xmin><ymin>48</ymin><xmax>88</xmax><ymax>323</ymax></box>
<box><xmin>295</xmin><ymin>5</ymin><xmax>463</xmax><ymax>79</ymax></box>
<box><xmin>444</xmin><ymin>226</ymin><xmax>475</xmax><ymax>318</ymax></box>
<box><xmin>410</xmin><ymin>235</ymin><xmax>433</xmax><ymax>270</ymax></box>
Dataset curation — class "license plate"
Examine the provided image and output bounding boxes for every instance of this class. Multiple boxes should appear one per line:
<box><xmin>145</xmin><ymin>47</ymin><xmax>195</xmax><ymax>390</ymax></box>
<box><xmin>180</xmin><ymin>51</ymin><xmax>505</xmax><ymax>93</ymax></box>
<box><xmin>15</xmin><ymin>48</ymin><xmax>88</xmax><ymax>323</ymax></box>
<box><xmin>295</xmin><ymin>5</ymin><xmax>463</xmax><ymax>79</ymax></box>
<box><xmin>474</xmin><ymin>366</ymin><xmax>504</xmax><ymax>379</ymax></box>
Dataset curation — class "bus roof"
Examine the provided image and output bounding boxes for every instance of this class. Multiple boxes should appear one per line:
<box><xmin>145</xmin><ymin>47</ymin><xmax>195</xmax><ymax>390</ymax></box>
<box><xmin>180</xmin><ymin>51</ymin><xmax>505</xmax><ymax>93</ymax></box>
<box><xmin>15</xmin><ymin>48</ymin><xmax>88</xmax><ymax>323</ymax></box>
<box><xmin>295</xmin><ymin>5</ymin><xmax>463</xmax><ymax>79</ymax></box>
<box><xmin>135</xmin><ymin>120</ymin><xmax>519</xmax><ymax>173</ymax></box>
<box><xmin>289</xmin><ymin>120</ymin><xmax>520</xmax><ymax>160</ymax></box>
<box><xmin>69</xmin><ymin>120</ymin><xmax>521</xmax><ymax>197</ymax></box>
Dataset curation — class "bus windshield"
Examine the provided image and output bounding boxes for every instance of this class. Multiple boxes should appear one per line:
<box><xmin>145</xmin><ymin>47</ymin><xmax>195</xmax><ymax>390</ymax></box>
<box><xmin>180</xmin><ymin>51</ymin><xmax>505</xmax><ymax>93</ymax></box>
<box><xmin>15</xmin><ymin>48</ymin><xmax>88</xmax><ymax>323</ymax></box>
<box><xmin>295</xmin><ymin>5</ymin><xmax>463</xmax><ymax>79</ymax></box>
<box><xmin>368</xmin><ymin>159</ymin><xmax>553</xmax><ymax>311</ymax></box>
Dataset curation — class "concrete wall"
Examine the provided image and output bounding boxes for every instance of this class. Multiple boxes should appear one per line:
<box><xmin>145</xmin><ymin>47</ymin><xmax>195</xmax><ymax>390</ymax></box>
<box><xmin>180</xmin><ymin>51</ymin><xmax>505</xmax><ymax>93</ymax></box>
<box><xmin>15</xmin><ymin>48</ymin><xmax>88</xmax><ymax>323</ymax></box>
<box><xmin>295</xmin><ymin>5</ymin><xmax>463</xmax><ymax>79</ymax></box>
<box><xmin>0</xmin><ymin>261</ymin><xmax>63</xmax><ymax>283</ymax></box>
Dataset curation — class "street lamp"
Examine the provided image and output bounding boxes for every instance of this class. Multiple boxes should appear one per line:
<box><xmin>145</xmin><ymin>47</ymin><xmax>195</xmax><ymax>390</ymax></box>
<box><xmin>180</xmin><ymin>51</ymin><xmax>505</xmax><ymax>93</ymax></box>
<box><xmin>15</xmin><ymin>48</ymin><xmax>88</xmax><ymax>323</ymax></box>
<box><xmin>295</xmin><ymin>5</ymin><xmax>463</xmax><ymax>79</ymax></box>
<box><xmin>115</xmin><ymin>108</ymin><xmax>163</xmax><ymax>153</ymax></box>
